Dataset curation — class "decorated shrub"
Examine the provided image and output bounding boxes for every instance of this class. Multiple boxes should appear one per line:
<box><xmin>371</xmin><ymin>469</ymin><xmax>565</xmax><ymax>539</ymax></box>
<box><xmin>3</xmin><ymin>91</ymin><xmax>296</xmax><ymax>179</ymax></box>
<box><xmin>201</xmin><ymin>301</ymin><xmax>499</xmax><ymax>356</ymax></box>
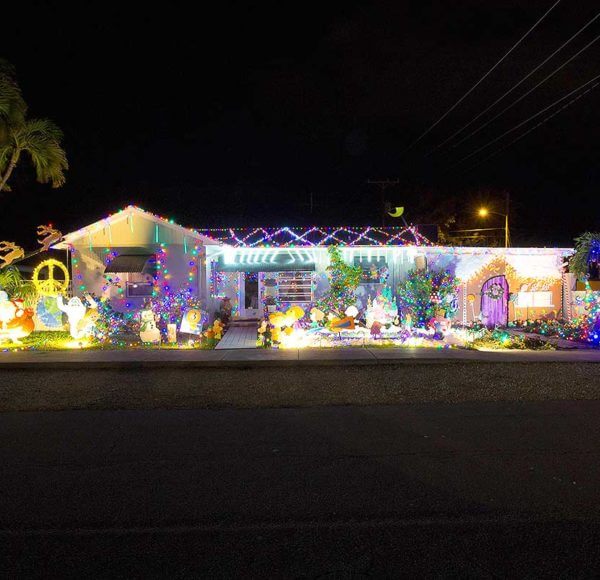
<box><xmin>316</xmin><ymin>245</ymin><xmax>362</xmax><ymax>317</ymax></box>
<box><xmin>397</xmin><ymin>268</ymin><xmax>459</xmax><ymax>328</ymax></box>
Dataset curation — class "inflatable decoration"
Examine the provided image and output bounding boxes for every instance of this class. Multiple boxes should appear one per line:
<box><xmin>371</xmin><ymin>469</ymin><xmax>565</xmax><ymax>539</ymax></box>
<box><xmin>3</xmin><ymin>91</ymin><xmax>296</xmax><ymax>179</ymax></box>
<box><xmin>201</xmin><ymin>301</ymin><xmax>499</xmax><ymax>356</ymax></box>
<box><xmin>330</xmin><ymin>316</ymin><xmax>355</xmax><ymax>331</ymax></box>
<box><xmin>0</xmin><ymin>291</ymin><xmax>35</xmax><ymax>344</ymax></box>
<box><xmin>56</xmin><ymin>294</ymin><xmax>98</xmax><ymax>339</ymax></box>
<box><xmin>139</xmin><ymin>309</ymin><xmax>161</xmax><ymax>344</ymax></box>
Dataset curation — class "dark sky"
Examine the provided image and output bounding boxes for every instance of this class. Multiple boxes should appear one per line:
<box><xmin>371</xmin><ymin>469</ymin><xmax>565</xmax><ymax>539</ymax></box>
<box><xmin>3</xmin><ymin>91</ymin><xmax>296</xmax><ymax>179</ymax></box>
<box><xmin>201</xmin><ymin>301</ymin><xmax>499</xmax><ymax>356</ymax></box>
<box><xmin>3</xmin><ymin>0</ymin><xmax>600</xmax><ymax>246</ymax></box>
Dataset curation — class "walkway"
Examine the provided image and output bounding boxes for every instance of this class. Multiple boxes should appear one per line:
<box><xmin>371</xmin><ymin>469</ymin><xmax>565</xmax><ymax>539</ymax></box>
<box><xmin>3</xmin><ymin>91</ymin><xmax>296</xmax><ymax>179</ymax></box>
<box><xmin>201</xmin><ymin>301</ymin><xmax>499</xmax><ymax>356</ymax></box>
<box><xmin>215</xmin><ymin>326</ymin><xmax>257</xmax><ymax>349</ymax></box>
<box><xmin>0</xmin><ymin>345</ymin><xmax>599</xmax><ymax>368</ymax></box>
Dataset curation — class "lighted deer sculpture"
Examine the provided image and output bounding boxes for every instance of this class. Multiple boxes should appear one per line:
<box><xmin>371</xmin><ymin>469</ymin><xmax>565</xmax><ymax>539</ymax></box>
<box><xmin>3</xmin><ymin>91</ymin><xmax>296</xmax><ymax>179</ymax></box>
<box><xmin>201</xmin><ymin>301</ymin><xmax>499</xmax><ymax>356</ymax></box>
<box><xmin>37</xmin><ymin>225</ymin><xmax>62</xmax><ymax>252</ymax></box>
<box><xmin>0</xmin><ymin>242</ymin><xmax>25</xmax><ymax>268</ymax></box>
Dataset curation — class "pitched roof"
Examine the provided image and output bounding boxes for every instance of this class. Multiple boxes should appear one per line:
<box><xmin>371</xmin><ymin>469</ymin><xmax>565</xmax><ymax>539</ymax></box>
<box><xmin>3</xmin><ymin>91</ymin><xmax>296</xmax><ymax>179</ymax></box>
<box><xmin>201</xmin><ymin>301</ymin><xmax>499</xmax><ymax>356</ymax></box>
<box><xmin>54</xmin><ymin>206</ymin><xmax>220</xmax><ymax>248</ymax></box>
<box><xmin>197</xmin><ymin>225</ymin><xmax>431</xmax><ymax>247</ymax></box>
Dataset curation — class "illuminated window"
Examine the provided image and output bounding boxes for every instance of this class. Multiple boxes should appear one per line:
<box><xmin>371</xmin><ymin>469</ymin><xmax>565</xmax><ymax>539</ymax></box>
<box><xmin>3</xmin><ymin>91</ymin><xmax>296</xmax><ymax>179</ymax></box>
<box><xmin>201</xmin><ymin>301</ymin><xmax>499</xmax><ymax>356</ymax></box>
<box><xmin>515</xmin><ymin>291</ymin><xmax>553</xmax><ymax>308</ymax></box>
<box><xmin>126</xmin><ymin>281</ymin><xmax>154</xmax><ymax>297</ymax></box>
<box><xmin>276</xmin><ymin>271</ymin><xmax>313</xmax><ymax>303</ymax></box>
<box><xmin>353</xmin><ymin>256</ymin><xmax>388</xmax><ymax>283</ymax></box>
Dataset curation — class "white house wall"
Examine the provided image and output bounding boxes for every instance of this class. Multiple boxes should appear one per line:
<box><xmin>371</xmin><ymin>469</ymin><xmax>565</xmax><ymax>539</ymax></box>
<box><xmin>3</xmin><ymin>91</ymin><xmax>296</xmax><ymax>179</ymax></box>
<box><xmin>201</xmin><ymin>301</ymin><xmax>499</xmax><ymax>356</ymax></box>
<box><xmin>205</xmin><ymin>244</ymin><xmax>570</xmax><ymax>323</ymax></box>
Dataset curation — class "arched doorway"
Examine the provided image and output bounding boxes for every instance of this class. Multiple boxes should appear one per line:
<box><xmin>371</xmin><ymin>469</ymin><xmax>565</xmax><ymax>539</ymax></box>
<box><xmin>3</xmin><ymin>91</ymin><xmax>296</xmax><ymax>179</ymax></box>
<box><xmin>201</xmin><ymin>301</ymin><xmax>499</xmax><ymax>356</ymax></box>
<box><xmin>480</xmin><ymin>275</ymin><xmax>509</xmax><ymax>328</ymax></box>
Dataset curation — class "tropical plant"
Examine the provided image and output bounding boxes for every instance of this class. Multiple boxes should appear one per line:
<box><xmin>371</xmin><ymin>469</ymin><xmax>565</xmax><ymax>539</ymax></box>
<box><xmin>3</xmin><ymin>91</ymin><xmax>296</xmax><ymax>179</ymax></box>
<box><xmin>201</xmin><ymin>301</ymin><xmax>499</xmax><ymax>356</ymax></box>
<box><xmin>0</xmin><ymin>59</ymin><xmax>67</xmax><ymax>192</ymax></box>
<box><xmin>0</xmin><ymin>265</ymin><xmax>37</xmax><ymax>306</ymax></box>
<box><xmin>316</xmin><ymin>245</ymin><xmax>362</xmax><ymax>316</ymax></box>
<box><xmin>570</xmin><ymin>232</ymin><xmax>600</xmax><ymax>280</ymax></box>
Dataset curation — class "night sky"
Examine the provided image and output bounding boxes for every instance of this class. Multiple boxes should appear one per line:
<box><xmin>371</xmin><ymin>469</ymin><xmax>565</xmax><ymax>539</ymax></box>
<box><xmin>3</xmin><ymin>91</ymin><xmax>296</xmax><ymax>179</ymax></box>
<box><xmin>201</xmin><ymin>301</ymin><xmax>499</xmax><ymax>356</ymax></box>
<box><xmin>3</xmin><ymin>0</ymin><xmax>600</xmax><ymax>247</ymax></box>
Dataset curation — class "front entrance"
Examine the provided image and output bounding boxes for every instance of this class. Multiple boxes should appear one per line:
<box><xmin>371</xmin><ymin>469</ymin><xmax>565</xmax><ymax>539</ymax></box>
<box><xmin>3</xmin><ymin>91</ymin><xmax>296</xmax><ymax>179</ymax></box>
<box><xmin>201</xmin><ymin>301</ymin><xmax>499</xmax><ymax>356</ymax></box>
<box><xmin>480</xmin><ymin>275</ymin><xmax>509</xmax><ymax>328</ymax></box>
<box><xmin>240</xmin><ymin>272</ymin><xmax>261</xmax><ymax>318</ymax></box>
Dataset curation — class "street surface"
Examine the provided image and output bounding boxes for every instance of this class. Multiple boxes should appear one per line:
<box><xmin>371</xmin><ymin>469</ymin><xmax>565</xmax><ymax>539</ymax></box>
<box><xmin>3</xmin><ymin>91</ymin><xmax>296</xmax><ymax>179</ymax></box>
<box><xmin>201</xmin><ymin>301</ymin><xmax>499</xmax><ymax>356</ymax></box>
<box><xmin>2</xmin><ymin>400</ymin><xmax>600</xmax><ymax>577</ymax></box>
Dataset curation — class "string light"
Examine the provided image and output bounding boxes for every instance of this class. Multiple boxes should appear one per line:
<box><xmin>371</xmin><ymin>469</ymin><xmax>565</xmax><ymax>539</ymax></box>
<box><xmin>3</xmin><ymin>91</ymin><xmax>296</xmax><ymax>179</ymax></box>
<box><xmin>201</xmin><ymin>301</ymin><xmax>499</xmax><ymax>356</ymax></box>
<box><xmin>199</xmin><ymin>225</ymin><xmax>430</xmax><ymax>248</ymax></box>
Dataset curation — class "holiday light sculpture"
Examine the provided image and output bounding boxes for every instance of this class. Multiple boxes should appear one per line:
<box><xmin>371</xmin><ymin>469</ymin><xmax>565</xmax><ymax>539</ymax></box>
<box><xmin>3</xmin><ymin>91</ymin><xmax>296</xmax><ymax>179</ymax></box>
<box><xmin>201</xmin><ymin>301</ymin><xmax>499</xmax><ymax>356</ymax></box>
<box><xmin>36</xmin><ymin>225</ymin><xmax>62</xmax><ymax>252</ymax></box>
<box><xmin>32</xmin><ymin>259</ymin><xmax>70</xmax><ymax>296</ymax></box>
<box><xmin>0</xmin><ymin>242</ymin><xmax>25</xmax><ymax>268</ymax></box>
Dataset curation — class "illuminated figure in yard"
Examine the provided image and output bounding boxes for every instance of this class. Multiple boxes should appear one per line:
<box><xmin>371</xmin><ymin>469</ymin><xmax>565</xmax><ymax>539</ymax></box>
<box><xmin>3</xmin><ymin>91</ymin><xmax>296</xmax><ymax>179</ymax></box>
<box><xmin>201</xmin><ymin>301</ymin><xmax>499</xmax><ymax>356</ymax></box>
<box><xmin>0</xmin><ymin>241</ymin><xmax>25</xmax><ymax>267</ymax></box>
<box><xmin>56</xmin><ymin>294</ymin><xmax>98</xmax><ymax>339</ymax></box>
<box><xmin>139</xmin><ymin>309</ymin><xmax>161</xmax><ymax>344</ymax></box>
<box><xmin>0</xmin><ymin>291</ymin><xmax>35</xmax><ymax>344</ymax></box>
<box><xmin>36</xmin><ymin>225</ymin><xmax>63</xmax><ymax>252</ymax></box>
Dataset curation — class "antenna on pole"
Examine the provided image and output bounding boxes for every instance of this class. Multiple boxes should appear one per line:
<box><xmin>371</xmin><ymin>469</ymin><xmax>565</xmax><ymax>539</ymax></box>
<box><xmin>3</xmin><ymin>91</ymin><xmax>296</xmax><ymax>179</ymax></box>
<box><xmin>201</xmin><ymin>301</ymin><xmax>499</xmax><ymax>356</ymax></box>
<box><xmin>367</xmin><ymin>178</ymin><xmax>399</xmax><ymax>226</ymax></box>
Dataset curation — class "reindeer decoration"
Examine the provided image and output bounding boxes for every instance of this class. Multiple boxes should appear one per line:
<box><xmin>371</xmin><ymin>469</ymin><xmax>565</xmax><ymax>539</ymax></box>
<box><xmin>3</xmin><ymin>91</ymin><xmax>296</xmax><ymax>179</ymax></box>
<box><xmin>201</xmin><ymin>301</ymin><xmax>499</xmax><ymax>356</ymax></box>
<box><xmin>0</xmin><ymin>242</ymin><xmax>25</xmax><ymax>268</ymax></box>
<box><xmin>37</xmin><ymin>225</ymin><xmax>62</xmax><ymax>252</ymax></box>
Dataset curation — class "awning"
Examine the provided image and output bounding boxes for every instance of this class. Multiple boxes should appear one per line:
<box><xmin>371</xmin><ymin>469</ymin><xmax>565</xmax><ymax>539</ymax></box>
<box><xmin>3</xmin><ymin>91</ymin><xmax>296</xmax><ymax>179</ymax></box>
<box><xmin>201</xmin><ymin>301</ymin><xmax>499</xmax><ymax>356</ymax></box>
<box><xmin>215</xmin><ymin>249</ymin><xmax>315</xmax><ymax>272</ymax></box>
<box><xmin>104</xmin><ymin>254</ymin><xmax>154</xmax><ymax>273</ymax></box>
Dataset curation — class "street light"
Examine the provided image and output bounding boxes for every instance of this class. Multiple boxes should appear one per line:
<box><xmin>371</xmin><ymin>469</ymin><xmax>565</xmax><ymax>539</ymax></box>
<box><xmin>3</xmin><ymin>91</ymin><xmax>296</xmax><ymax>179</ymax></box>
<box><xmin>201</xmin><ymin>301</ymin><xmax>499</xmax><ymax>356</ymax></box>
<box><xmin>478</xmin><ymin>207</ymin><xmax>509</xmax><ymax>248</ymax></box>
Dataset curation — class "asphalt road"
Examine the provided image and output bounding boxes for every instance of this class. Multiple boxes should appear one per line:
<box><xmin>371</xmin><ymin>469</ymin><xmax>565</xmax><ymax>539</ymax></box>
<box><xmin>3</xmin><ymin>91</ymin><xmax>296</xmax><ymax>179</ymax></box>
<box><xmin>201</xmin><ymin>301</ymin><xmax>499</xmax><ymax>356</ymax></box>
<box><xmin>2</xmin><ymin>362</ymin><xmax>600</xmax><ymax>412</ymax></box>
<box><xmin>2</xmin><ymin>400</ymin><xmax>600</xmax><ymax>578</ymax></box>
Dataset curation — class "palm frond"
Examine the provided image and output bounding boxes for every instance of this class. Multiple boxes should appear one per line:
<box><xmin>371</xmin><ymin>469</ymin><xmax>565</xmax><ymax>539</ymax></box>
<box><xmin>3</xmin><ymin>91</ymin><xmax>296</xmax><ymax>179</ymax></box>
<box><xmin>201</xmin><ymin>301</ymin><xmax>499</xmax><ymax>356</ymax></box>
<box><xmin>0</xmin><ymin>60</ymin><xmax>27</xmax><ymax>125</ymax></box>
<box><xmin>0</xmin><ymin>266</ymin><xmax>38</xmax><ymax>306</ymax></box>
<box><xmin>570</xmin><ymin>232</ymin><xmax>600</xmax><ymax>279</ymax></box>
<box><xmin>14</xmin><ymin>118</ymin><xmax>68</xmax><ymax>188</ymax></box>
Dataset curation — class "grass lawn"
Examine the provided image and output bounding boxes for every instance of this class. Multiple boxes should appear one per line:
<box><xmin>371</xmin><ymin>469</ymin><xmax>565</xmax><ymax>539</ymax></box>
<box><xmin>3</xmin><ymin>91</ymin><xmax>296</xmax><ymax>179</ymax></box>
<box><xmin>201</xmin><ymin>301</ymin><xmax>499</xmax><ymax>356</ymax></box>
<box><xmin>0</xmin><ymin>331</ymin><xmax>217</xmax><ymax>351</ymax></box>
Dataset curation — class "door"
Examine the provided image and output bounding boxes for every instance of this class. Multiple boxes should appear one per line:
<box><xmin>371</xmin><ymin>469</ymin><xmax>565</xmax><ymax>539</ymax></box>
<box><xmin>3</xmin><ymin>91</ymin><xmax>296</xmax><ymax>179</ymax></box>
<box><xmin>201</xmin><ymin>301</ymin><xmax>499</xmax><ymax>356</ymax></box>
<box><xmin>480</xmin><ymin>275</ymin><xmax>509</xmax><ymax>328</ymax></box>
<box><xmin>240</xmin><ymin>272</ymin><xmax>261</xmax><ymax>318</ymax></box>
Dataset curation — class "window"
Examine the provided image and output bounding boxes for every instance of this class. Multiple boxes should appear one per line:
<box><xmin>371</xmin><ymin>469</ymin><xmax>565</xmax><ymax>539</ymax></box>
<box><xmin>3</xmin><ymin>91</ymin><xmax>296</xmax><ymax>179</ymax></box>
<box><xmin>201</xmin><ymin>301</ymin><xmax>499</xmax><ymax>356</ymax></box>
<box><xmin>354</xmin><ymin>257</ymin><xmax>389</xmax><ymax>283</ymax></box>
<box><xmin>277</xmin><ymin>271</ymin><xmax>313</xmax><ymax>303</ymax></box>
<box><xmin>515</xmin><ymin>291</ymin><xmax>553</xmax><ymax>308</ymax></box>
<box><xmin>126</xmin><ymin>282</ymin><xmax>154</xmax><ymax>297</ymax></box>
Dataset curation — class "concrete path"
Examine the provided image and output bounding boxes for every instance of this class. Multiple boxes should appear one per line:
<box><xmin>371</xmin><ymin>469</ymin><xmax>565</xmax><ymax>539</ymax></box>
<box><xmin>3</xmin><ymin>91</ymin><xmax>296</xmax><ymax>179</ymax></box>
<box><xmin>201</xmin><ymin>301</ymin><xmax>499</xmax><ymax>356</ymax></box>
<box><xmin>2</xmin><ymin>401</ymin><xmax>600</xmax><ymax>577</ymax></box>
<box><xmin>0</xmin><ymin>345</ymin><xmax>599</xmax><ymax>368</ymax></box>
<box><xmin>215</xmin><ymin>326</ymin><xmax>257</xmax><ymax>349</ymax></box>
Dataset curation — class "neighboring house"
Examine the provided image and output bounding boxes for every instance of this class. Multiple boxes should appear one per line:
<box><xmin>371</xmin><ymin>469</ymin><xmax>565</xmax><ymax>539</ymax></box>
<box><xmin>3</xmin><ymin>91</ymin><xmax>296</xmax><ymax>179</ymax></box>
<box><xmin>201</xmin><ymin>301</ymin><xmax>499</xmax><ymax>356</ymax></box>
<box><xmin>54</xmin><ymin>206</ymin><xmax>573</xmax><ymax>325</ymax></box>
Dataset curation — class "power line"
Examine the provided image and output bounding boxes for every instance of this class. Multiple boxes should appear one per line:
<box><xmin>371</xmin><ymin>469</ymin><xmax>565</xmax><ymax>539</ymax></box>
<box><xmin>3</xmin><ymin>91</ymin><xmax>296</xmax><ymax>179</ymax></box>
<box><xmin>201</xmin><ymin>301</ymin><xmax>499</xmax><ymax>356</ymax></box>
<box><xmin>447</xmin><ymin>71</ymin><xmax>600</xmax><ymax>171</ymax></box>
<box><xmin>401</xmin><ymin>0</ymin><xmax>562</xmax><ymax>154</ymax></box>
<box><xmin>452</xmin><ymin>31</ymin><xmax>600</xmax><ymax>148</ymax></box>
<box><xmin>458</xmin><ymin>79</ymin><xmax>600</xmax><ymax>175</ymax></box>
<box><xmin>426</xmin><ymin>10</ymin><xmax>600</xmax><ymax>156</ymax></box>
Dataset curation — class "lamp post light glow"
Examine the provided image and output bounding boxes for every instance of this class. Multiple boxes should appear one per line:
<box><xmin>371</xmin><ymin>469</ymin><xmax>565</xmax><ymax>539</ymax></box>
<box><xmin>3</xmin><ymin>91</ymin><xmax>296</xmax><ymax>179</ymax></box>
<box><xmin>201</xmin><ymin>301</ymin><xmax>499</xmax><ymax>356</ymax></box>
<box><xmin>477</xmin><ymin>207</ymin><xmax>509</xmax><ymax>248</ymax></box>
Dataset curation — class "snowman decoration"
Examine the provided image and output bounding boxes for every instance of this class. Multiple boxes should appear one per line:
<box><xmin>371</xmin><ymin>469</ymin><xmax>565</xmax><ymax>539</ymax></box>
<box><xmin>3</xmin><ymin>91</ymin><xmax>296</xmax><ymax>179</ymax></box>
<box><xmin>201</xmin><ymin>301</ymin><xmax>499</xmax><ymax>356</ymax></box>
<box><xmin>139</xmin><ymin>309</ymin><xmax>161</xmax><ymax>344</ymax></box>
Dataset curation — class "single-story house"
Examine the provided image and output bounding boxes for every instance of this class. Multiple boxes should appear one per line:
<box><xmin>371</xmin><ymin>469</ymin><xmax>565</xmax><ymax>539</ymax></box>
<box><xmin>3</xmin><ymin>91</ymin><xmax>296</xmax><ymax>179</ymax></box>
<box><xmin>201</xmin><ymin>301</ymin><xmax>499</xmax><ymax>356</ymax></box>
<box><xmin>53</xmin><ymin>206</ymin><xmax>215</xmax><ymax>310</ymax></box>
<box><xmin>54</xmin><ymin>206</ymin><xmax>574</xmax><ymax>326</ymax></box>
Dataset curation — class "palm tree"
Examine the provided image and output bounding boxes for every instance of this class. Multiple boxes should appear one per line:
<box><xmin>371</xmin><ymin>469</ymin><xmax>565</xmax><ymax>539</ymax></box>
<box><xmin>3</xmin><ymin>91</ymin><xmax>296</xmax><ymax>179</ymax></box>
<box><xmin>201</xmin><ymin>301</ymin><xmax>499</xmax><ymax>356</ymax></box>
<box><xmin>0</xmin><ymin>59</ymin><xmax>67</xmax><ymax>193</ymax></box>
<box><xmin>0</xmin><ymin>266</ymin><xmax>37</xmax><ymax>307</ymax></box>
<box><xmin>0</xmin><ymin>59</ymin><xmax>26</xmax><ymax>125</ymax></box>
<box><xmin>0</xmin><ymin>118</ymin><xmax>68</xmax><ymax>191</ymax></box>
<box><xmin>570</xmin><ymin>232</ymin><xmax>600</xmax><ymax>280</ymax></box>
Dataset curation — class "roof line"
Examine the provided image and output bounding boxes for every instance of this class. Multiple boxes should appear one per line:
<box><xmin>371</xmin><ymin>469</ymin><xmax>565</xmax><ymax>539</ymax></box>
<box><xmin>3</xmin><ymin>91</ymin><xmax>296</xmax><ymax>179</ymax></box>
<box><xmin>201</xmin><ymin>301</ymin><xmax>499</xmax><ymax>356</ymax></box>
<box><xmin>55</xmin><ymin>205</ymin><xmax>220</xmax><ymax>248</ymax></box>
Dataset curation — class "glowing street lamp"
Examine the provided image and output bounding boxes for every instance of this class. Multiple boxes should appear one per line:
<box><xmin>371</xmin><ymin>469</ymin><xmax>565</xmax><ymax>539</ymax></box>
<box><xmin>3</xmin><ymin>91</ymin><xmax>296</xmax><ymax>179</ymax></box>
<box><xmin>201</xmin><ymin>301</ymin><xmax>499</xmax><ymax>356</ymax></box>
<box><xmin>478</xmin><ymin>207</ymin><xmax>509</xmax><ymax>247</ymax></box>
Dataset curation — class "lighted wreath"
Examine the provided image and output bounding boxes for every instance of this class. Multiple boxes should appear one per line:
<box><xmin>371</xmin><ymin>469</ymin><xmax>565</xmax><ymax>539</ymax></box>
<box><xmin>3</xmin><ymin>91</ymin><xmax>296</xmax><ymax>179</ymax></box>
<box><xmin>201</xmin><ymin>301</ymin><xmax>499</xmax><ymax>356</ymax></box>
<box><xmin>483</xmin><ymin>283</ymin><xmax>505</xmax><ymax>300</ymax></box>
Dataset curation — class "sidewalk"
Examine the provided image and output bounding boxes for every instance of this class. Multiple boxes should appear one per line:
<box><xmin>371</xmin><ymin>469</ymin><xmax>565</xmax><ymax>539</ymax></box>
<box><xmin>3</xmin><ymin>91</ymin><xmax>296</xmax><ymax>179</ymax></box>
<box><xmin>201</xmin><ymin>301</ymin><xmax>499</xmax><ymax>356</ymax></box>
<box><xmin>0</xmin><ymin>345</ymin><xmax>599</xmax><ymax>368</ymax></box>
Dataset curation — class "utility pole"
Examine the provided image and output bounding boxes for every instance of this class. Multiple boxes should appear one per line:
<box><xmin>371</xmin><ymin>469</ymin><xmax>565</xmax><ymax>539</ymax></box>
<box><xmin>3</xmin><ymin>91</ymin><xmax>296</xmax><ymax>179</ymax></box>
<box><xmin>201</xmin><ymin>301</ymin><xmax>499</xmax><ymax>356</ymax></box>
<box><xmin>367</xmin><ymin>178</ymin><xmax>399</xmax><ymax>226</ymax></box>
<box><xmin>505</xmin><ymin>190</ymin><xmax>511</xmax><ymax>247</ymax></box>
